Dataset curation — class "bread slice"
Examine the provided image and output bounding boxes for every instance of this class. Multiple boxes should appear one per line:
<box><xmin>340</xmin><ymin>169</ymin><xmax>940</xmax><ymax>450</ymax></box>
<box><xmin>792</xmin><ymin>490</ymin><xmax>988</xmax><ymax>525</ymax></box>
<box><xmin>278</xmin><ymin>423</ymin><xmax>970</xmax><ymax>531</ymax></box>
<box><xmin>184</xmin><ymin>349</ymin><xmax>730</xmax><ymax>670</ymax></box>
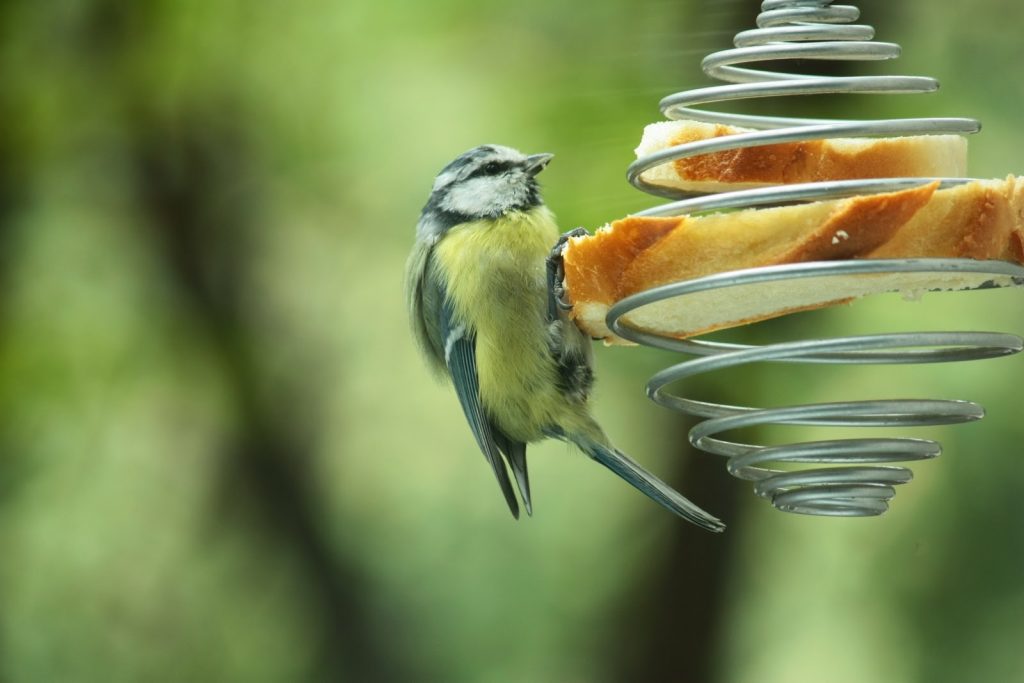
<box><xmin>564</xmin><ymin>176</ymin><xmax>1024</xmax><ymax>343</ymax></box>
<box><xmin>636</xmin><ymin>120</ymin><xmax>969</xmax><ymax>194</ymax></box>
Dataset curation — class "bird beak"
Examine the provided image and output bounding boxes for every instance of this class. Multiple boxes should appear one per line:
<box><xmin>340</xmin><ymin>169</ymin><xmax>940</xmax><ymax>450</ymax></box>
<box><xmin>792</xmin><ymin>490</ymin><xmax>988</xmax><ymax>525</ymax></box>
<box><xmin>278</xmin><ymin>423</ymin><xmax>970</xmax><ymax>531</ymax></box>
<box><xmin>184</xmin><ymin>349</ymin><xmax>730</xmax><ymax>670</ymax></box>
<box><xmin>524</xmin><ymin>153</ymin><xmax>554</xmax><ymax>176</ymax></box>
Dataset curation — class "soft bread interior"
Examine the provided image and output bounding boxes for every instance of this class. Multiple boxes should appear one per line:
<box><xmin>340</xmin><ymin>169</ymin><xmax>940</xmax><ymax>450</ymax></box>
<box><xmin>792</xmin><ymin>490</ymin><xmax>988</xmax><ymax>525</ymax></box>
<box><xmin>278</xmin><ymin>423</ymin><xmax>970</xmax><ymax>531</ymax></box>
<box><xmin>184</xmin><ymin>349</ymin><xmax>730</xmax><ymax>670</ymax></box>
<box><xmin>616</xmin><ymin>271</ymin><xmax>1020</xmax><ymax>342</ymax></box>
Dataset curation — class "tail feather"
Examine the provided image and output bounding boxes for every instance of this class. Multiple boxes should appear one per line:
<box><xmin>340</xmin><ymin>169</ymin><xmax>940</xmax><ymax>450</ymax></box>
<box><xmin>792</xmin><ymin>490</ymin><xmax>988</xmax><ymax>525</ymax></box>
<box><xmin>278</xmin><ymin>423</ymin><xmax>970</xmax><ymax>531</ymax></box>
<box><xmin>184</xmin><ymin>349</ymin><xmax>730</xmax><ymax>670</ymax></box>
<box><xmin>505</xmin><ymin>444</ymin><xmax>532</xmax><ymax>517</ymax></box>
<box><xmin>493</xmin><ymin>430</ymin><xmax>532</xmax><ymax>517</ymax></box>
<box><xmin>566</xmin><ymin>431</ymin><xmax>725</xmax><ymax>532</ymax></box>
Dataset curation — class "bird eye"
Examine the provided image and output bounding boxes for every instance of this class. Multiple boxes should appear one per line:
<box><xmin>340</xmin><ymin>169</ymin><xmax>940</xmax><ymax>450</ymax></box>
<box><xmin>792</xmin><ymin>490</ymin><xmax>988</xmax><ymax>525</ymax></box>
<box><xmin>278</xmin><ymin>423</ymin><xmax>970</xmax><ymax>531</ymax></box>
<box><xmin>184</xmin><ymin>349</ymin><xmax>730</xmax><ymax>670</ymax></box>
<box><xmin>483</xmin><ymin>161</ymin><xmax>503</xmax><ymax>174</ymax></box>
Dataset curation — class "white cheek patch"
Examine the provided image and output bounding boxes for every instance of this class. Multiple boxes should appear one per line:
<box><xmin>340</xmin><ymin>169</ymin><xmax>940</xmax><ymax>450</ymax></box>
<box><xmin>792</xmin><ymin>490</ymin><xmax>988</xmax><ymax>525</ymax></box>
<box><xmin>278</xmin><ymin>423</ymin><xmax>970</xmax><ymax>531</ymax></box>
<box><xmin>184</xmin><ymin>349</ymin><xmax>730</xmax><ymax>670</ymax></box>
<box><xmin>441</xmin><ymin>176</ymin><xmax>497</xmax><ymax>216</ymax></box>
<box><xmin>441</xmin><ymin>174</ymin><xmax>527</xmax><ymax>217</ymax></box>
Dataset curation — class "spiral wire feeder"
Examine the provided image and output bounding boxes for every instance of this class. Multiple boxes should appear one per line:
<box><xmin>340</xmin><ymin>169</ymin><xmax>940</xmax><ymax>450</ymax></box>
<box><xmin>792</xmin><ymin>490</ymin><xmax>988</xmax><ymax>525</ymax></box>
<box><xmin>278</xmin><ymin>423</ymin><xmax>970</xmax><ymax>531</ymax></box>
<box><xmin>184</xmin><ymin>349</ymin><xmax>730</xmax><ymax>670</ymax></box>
<box><xmin>609</xmin><ymin>1</ymin><xmax>1024</xmax><ymax>517</ymax></box>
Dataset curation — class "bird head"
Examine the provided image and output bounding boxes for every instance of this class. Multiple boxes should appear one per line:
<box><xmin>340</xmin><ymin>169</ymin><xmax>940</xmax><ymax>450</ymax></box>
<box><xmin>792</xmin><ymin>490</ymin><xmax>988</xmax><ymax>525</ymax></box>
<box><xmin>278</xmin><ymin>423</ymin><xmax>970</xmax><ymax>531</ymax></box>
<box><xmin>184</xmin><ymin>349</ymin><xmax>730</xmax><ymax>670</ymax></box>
<box><xmin>422</xmin><ymin>145</ymin><xmax>553</xmax><ymax>231</ymax></box>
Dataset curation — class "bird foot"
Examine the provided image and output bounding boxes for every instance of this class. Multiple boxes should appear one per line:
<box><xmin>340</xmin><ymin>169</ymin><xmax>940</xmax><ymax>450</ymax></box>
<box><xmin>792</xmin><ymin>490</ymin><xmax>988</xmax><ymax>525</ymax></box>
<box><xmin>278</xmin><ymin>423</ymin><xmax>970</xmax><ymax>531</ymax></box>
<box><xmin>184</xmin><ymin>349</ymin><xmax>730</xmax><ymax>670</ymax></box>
<box><xmin>546</xmin><ymin>228</ymin><xmax>588</xmax><ymax>322</ymax></box>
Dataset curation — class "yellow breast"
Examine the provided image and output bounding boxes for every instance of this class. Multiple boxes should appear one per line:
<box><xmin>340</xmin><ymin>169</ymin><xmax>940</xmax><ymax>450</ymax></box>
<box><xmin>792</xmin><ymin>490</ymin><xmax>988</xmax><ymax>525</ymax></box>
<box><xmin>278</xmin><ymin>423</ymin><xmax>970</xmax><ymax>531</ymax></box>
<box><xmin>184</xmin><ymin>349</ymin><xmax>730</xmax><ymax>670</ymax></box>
<box><xmin>432</xmin><ymin>206</ymin><xmax>567</xmax><ymax>441</ymax></box>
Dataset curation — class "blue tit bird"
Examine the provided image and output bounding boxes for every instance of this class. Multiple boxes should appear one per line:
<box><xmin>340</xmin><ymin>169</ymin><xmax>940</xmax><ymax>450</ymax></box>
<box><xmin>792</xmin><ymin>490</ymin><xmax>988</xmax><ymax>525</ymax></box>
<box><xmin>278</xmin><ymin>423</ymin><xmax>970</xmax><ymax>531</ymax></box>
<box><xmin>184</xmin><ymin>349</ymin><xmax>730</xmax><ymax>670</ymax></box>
<box><xmin>405</xmin><ymin>144</ymin><xmax>724</xmax><ymax>532</ymax></box>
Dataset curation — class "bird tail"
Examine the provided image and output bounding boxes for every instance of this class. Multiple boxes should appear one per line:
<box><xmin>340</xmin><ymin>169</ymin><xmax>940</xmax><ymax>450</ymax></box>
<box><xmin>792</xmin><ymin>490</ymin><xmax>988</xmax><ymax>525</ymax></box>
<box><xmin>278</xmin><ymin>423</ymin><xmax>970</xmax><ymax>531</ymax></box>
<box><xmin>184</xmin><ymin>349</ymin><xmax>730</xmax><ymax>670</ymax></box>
<box><xmin>554</xmin><ymin>424</ymin><xmax>725</xmax><ymax>533</ymax></box>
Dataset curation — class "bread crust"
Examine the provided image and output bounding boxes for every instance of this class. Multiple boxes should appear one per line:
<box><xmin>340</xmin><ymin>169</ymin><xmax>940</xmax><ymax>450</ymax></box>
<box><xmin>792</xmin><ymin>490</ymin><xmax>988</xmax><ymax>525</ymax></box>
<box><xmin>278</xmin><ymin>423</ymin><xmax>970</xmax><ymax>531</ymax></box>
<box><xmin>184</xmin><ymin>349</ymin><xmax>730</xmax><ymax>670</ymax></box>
<box><xmin>637</xmin><ymin>120</ymin><xmax>969</xmax><ymax>192</ymax></box>
<box><xmin>565</xmin><ymin>177</ymin><xmax>1024</xmax><ymax>343</ymax></box>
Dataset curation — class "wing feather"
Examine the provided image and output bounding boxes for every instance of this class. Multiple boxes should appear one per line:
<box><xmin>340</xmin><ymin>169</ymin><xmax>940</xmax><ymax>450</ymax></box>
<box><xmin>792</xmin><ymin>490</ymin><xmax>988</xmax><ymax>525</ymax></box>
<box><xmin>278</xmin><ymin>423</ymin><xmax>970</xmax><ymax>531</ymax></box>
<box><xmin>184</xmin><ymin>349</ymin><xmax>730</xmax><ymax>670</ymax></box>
<box><xmin>433</xmin><ymin>275</ymin><xmax>520</xmax><ymax>518</ymax></box>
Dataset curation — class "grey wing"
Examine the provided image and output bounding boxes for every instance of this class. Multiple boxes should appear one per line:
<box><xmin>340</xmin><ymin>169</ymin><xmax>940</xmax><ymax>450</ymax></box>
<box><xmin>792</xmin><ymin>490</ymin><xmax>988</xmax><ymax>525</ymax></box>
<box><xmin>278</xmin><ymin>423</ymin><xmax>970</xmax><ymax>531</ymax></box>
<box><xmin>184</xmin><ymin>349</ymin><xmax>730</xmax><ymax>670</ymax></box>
<box><xmin>423</xmin><ymin>262</ymin><xmax>524</xmax><ymax>518</ymax></box>
<box><xmin>406</xmin><ymin>238</ymin><xmax>446</xmax><ymax>374</ymax></box>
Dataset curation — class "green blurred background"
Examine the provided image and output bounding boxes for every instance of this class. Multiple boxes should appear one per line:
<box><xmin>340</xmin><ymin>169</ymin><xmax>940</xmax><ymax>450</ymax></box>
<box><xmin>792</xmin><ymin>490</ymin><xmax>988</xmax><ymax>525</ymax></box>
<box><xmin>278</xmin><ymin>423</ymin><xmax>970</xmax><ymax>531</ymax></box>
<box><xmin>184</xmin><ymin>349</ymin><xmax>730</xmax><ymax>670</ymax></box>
<box><xmin>0</xmin><ymin>0</ymin><xmax>1022</xmax><ymax>681</ymax></box>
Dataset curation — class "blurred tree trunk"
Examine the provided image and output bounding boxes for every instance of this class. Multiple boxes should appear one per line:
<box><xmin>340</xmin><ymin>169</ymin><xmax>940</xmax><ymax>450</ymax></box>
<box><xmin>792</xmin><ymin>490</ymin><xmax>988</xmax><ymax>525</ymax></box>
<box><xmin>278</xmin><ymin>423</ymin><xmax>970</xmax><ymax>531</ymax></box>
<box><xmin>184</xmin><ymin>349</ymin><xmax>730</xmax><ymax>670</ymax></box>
<box><xmin>606</xmin><ymin>374</ymin><xmax>744</xmax><ymax>683</ymax></box>
<box><xmin>0</xmin><ymin>60</ymin><xmax>15</xmax><ymax>683</ymax></box>
<box><xmin>0</xmin><ymin>3</ymin><xmax>32</xmax><ymax>677</ymax></box>
<box><xmin>0</xmin><ymin>2</ymin><xmax>411</xmax><ymax>679</ymax></box>
<box><xmin>130</xmin><ymin>100</ymin><xmax>408</xmax><ymax>682</ymax></box>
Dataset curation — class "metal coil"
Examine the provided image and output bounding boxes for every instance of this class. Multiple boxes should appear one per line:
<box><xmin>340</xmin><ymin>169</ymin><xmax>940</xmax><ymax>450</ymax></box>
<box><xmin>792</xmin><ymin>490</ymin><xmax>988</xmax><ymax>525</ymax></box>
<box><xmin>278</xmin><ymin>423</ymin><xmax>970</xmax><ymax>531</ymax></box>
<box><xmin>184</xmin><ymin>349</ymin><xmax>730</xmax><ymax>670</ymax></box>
<box><xmin>613</xmin><ymin>1</ymin><xmax>1024</xmax><ymax>517</ymax></box>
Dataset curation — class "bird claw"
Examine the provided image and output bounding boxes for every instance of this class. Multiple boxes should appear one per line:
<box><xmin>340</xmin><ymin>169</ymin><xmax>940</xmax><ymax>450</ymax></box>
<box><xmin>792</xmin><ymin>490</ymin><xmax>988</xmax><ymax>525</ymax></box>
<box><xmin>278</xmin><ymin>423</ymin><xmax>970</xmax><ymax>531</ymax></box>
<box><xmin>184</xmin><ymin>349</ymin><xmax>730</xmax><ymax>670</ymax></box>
<box><xmin>547</xmin><ymin>228</ymin><xmax>588</xmax><ymax>322</ymax></box>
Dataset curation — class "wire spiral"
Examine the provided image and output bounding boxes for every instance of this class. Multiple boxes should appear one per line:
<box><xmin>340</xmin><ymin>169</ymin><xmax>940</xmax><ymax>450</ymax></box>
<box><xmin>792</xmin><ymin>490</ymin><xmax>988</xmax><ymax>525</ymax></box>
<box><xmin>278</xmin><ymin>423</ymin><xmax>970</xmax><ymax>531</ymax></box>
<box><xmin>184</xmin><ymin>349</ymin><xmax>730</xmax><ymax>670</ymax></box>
<box><xmin>611</xmin><ymin>1</ymin><xmax>1024</xmax><ymax>517</ymax></box>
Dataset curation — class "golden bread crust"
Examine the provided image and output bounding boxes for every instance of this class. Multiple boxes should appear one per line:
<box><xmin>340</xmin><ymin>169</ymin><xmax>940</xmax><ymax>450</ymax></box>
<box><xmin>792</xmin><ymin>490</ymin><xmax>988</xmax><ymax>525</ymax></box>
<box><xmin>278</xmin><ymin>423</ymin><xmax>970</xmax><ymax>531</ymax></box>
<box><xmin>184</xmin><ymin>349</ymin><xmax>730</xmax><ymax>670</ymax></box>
<box><xmin>636</xmin><ymin>121</ymin><xmax>969</xmax><ymax>192</ymax></box>
<box><xmin>565</xmin><ymin>177</ymin><xmax>1024</xmax><ymax>343</ymax></box>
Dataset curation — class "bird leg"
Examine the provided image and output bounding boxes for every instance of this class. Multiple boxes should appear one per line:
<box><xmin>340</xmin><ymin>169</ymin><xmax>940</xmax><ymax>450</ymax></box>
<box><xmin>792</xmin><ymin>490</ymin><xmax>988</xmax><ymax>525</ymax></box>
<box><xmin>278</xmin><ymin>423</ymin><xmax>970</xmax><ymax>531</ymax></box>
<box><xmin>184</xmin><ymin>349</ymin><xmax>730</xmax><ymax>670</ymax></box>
<box><xmin>546</xmin><ymin>228</ymin><xmax>588</xmax><ymax>323</ymax></box>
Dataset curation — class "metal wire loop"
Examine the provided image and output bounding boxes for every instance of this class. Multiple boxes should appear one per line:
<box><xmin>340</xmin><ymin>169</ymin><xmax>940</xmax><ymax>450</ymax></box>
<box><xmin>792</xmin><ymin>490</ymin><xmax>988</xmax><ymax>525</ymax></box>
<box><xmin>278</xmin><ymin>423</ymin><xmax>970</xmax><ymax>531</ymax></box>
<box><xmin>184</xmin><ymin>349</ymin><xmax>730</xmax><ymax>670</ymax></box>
<box><xmin>617</xmin><ymin>1</ymin><xmax>1024</xmax><ymax>518</ymax></box>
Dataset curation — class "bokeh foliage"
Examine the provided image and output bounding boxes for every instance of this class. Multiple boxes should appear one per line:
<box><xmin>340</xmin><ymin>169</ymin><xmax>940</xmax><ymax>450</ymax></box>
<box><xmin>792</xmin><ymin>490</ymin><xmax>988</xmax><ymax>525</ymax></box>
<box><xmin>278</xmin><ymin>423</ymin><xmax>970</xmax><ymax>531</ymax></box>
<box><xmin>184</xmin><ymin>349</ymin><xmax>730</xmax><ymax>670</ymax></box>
<box><xmin>0</xmin><ymin>1</ymin><xmax>1021</xmax><ymax>681</ymax></box>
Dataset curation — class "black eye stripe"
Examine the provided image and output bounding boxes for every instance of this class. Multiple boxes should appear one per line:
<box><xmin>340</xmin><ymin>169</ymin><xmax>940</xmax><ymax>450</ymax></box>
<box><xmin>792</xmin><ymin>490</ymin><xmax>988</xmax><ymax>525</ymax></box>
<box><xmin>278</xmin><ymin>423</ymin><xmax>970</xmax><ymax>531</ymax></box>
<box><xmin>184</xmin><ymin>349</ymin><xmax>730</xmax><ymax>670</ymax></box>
<box><xmin>468</xmin><ymin>160</ymin><xmax>512</xmax><ymax>179</ymax></box>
